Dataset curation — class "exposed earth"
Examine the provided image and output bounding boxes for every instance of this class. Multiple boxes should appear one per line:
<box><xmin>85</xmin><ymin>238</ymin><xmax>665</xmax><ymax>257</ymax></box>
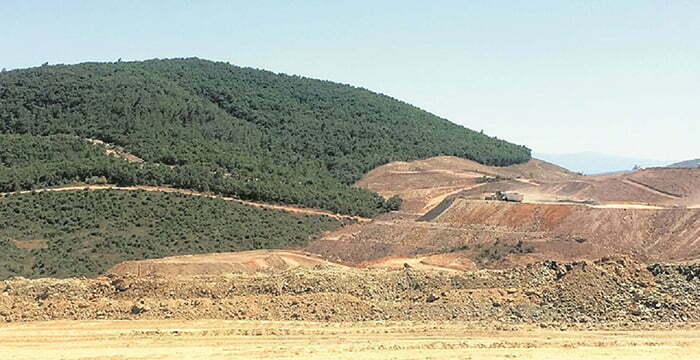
<box><xmin>306</xmin><ymin>156</ymin><xmax>700</xmax><ymax>271</ymax></box>
<box><xmin>3</xmin><ymin>155</ymin><xmax>699</xmax><ymax>359</ymax></box>
<box><xmin>3</xmin><ymin>320</ymin><xmax>700</xmax><ymax>360</ymax></box>
<box><xmin>3</xmin><ymin>256</ymin><xmax>700</xmax><ymax>324</ymax></box>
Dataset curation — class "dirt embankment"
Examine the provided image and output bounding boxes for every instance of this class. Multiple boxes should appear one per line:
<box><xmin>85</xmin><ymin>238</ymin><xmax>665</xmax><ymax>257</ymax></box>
<box><xmin>432</xmin><ymin>199</ymin><xmax>700</xmax><ymax>262</ymax></box>
<box><xmin>307</xmin><ymin>198</ymin><xmax>700</xmax><ymax>267</ymax></box>
<box><xmin>2</xmin><ymin>257</ymin><xmax>700</xmax><ymax>325</ymax></box>
<box><xmin>108</xmin><ymin>250</ymin><xmax>349</xmax><ymax>277</ymax></box>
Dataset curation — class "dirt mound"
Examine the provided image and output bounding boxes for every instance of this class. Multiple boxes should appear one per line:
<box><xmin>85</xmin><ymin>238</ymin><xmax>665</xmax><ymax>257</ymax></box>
<box><xmin>360</xmin><ymin>253</ymin><xmax>476</xmax><ymax>272</ymax></box>
<box><xmin>362</xmin><ymin>156</ymin><xmax>699</xmax><ymax>209</ymax></box>
<box><xmin>108</xmin><ymin>250</ymin><xmax>348</xmax><ymax>277</ymax></box>
<box><xmin>2</xmin><ymin>257</ymin><xmax>700</xmax><ymax>324</ymax></box>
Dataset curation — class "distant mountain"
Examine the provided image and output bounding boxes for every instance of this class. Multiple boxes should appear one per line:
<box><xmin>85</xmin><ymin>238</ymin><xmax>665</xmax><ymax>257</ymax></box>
<box><xmin>669</xmin><ymin>159</ymin><xmax>700</xmax><ymax>168</ymax></box>
<box><xmin>533</xmin><ymin>152</ymin><xmax>670</xmax><ymax>175</ymax></box>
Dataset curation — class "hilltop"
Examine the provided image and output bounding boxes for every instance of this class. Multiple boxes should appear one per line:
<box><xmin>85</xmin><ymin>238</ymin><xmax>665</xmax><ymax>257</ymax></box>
<box><xmin>0</xmin><ymin>58</ymin><xmax>530</xmax><ymax>217</ymax></box>
<box><xmin>670</xmin><ymin>158</ymin><xmax>700</xmax><ymax>168</ymax></box>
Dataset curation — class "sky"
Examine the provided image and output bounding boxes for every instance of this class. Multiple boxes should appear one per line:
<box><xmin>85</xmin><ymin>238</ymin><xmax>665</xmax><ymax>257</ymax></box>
<box><xmin>1</xmin><ymin>1</ymin><xmax>698</xmax><ymax>161</ymax></box>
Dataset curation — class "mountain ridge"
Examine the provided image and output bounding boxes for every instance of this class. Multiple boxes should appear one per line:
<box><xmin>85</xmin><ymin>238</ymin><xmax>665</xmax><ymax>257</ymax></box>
<box><xmin>669</xmin><ymin>158</ymin><xmax>700</xmax><ymax>168</ymax></box>
<box><xmin>534</xmin><ymin>151</ymin><xmax>670</xmax><ymax>175</ymax></box>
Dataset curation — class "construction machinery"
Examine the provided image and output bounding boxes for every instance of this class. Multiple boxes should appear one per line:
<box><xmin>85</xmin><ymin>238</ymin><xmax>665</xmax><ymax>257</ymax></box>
<box><xmin>485</xmin><ymin>191</ymin><xmax>524</xmax><ymax>202</ymax></box>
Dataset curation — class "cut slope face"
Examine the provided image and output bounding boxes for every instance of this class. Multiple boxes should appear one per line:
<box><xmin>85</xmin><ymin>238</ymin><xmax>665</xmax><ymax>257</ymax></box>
<box><xmin>303</xmin><ymin>156</ymin><xmax>700</xmax><ymax>270</ymax></box>
<box><xmin>355</xmin><ymin>156</ymin><xmax>575</xmax><ymax>214</ymax></box>
<box><xmin>434</xmin><ymin>199</ymin><xmax>700</xmax><ymax>262</ymax></box>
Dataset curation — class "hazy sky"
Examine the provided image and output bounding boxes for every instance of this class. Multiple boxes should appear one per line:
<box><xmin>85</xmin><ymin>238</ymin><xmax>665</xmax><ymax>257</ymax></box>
<box><xmin>2</xmin><ymin>1</ymin><xmax>698</xmax><ymax>161</ymax></box>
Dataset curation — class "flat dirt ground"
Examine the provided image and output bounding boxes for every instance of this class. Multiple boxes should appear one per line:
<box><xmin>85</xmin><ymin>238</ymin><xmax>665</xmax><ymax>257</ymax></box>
<box><xmin>2</xmin><ymin>320</ymin><xmax>700</xmax><ymax>360</ymax></box>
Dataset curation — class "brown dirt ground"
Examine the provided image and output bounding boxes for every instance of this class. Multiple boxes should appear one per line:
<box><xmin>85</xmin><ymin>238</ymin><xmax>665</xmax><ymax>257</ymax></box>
<box><xmin>307</xmin><ymin>198</ymin><xmax>700</xmax><ymax>269</ymax></box>
<box><xmin>2</xmin><ymin>320</ymin><xmax>700</xmax><ymax>360</ymax></box>
<box><xmin>108</xmin><ymin>250</ymin><xmax>350</xmax><ymax>277</ymax></box>
<box><xmin>4</xmin><ymin>256</ymin><xmax>700</xmax><ymax>324</ymax></box>
<box><xmin>302</xmin><ymin>156</ymin><xmax>700</xmax><ymax>270</ymax></box>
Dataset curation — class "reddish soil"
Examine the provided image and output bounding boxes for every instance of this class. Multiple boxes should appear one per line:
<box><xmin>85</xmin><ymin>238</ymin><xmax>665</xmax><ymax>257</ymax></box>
<box><xmin>355</xmin><ymin>156</ymin><xmax>575</xmax><ymax>214</ymax></box>
<box><xmin>304</xmin><ymin>156</ymin><xmax>700</xmax><ymax>270</ymax></box>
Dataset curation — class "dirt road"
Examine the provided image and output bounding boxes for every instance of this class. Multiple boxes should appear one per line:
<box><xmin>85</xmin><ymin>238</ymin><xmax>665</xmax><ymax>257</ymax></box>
<box><xmin>0</xmin><ymin>184</ymin><xmax>370</xmax><ymax>222</ymax></box>
<box><xmin>1</xmin><ymin>320</ymin><xmax>699</xmax><ymax>360</ymax></box>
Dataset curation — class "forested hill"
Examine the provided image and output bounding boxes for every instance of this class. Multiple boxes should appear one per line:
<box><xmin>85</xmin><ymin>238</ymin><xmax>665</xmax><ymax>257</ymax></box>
<box><xmin>0</xmin><ymin>58</ymin><xmax>530</xmax><ymax>216</ymax></box>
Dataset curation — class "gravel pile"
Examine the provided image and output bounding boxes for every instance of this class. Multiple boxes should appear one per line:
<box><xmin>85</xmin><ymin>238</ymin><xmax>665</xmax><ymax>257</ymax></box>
<box><xmin>2</xmin><ymin>257</ymin><xmax>700</xmax><ymax>325</ymax></box>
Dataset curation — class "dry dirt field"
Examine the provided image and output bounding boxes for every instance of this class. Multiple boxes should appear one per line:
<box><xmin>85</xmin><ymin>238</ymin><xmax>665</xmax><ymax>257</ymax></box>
<box><xmin>2</xmin><ymin>320</ymin><xmax>700</xmax><ymax>360</ymax></box>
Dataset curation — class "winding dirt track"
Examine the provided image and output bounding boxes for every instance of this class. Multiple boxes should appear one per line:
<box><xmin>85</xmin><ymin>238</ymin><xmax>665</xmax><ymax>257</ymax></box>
<box><xmin>0</xmin><ymin>185</ymin><xmax>370</xmax><ymax>222</ymax></box>
<box><xmin>622</xmin><ymin>179</ymin><xmax>682</xmax><ymax>199</ymax></box>
<box><xmin>2</xmin><ymin>320</ymin><xmax>699</xmax><ymax>360</ymax></box>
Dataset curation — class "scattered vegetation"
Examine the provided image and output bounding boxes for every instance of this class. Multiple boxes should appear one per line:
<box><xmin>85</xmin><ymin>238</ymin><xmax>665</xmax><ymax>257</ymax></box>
<box><xmin>0</xmin><ymin>190</ymin><xmax>343</xmax><ymax>279</ymax></box>
<box><xmin>475</xmin><ymin>240</ymin><xmax>535</xmax><ymax>265</ymax></box>
<box><xmin>0</xmin><ymin>58</ymin><xmax>530</xmax><ymax>216</ymax></box>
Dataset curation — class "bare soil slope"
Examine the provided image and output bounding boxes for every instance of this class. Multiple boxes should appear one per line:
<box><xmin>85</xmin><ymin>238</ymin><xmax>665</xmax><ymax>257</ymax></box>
<box><xmin>355</xmin><ymin>156</ymin><xmax>576</xmax><ymax>214</ymax></box>
<box><xmin>108</xmin><ymin>250</ymin><xmax>348</xmax><ymax>277</ymax></box>
<box><xmin>305</xmin><ymin>156</ymin><xmax>700</xmax><ymax>270</ymax></box>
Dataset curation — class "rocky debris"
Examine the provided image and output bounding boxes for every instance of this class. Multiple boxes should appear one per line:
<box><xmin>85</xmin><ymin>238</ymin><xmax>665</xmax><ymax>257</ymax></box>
<box><xmin>131</xmin><ymin>301</ymin><xmax>150</xmax><ymax>315</ymax></box>
<box><xmin>1</xmin><ymin>256</ymin><xmax>700</xmax><ymax>324</ymax></box>
<box><xmin>426</xmin><ymin>293</ymin><xmax>440</xmax><ymax>303</ymax></box>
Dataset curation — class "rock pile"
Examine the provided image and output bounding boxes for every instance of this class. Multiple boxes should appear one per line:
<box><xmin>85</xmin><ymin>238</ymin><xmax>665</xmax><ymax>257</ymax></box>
<box><xmin>2</xmin><ymin>257</ymin><xmax>700</xmax><ymax>324</ymax></box>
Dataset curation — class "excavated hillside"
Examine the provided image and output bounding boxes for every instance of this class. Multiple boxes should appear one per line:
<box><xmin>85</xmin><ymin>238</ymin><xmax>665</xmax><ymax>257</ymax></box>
<box><xmin>354</xmin><ymin>156</ymin><xmax>576</xmax><ymax>215</ymax></box>
<box><xmin>304</xmin><ymin>156</ymin><xmax>700</xmax><ymax>270</ymax></box>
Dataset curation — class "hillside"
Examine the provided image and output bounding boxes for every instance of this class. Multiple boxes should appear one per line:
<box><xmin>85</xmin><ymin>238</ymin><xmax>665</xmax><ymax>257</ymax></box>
<box><xmin>670</xmin><ymin>159</ymin><xmax>700</xmax><ymax>168</ymax></box>
<box><xmin>302</xmin><ymin>156</ymin><xmax>700</xmax><ymax>271</ymax></box>
<box><xmin>0</xmin><ymin>58</ymin><xmax>530</xmax><ymax>217</ymax></box>
<box><xmin>0</xmin><ymin>190</ymin><xmax>343</xmax><ymax>279</ymax></box>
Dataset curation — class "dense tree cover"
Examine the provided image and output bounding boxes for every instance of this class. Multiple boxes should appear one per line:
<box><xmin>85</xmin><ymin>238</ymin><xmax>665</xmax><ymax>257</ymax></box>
<box><xmin>0</xmin><ymin>134</ymin><xmax>390</xmax><ymax>216</ymax></box>
<box><xmin>0</xmin><ymin>134</ymin><xmax>114</xmax><ymax>191</ymax></box>
<box><xmin>0</xmin><ymin>190</ymin><xmax>343</xmax><ymax>279</ymax></box>
<box><xmin>0</xmin><ymin>58</ymin><xmax>530</xmax><ymax>215</ymax></box>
